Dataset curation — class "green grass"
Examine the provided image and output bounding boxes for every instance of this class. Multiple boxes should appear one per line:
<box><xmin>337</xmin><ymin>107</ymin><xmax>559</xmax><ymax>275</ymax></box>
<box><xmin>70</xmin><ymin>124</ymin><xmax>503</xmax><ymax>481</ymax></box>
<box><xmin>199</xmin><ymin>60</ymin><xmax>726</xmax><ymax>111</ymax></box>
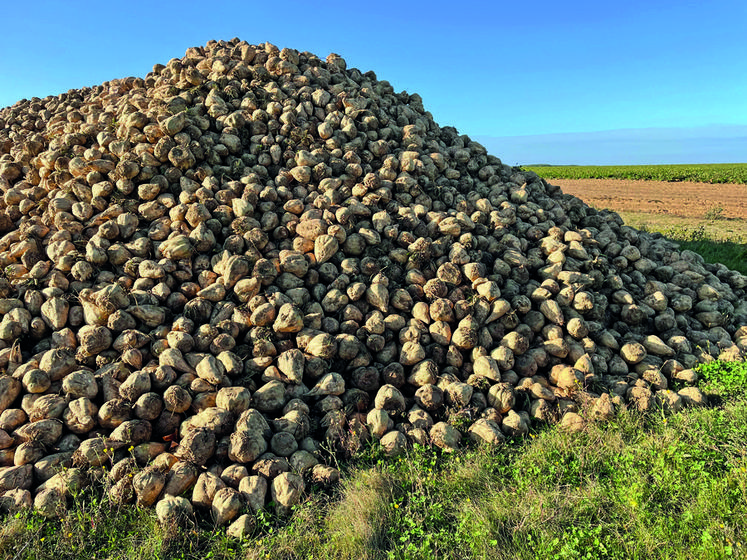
<box><xmin>697</xmin><ymin>360</ymin><xmax>747</xmax><ymax>397</ymax></box>
<box><xmin>3</xmin><ymin>364</ymin><xmax>747</xmax><ymax>560</ymax></box>
<box><xmin>524</xmin><ymin>163</ymin><xmax>747</xmax><ymax>184</ymax></box>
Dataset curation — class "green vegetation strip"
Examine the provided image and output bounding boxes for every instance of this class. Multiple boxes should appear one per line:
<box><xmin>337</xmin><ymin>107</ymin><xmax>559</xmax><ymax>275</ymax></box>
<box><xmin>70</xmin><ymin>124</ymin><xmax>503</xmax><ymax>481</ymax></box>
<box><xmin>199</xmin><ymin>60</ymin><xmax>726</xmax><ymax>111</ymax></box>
<box><xmin>3</xmin><ymin>361</ymin><xmax>747</xmax><ymax>560</ymax></box>
<box><xmin>524</xmin><ymin>163</ymin><xmax>747</xmax><ymax>184</ymax></box>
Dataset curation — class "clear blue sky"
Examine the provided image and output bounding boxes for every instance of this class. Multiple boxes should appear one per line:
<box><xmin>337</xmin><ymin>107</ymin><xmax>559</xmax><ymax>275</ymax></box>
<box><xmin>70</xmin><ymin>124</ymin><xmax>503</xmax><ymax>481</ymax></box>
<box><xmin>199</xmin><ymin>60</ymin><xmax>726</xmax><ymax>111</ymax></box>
<box><xmin>1</xmin><ymin>0</ymin><xmax>745</xmax><ymax>164</ymax></box>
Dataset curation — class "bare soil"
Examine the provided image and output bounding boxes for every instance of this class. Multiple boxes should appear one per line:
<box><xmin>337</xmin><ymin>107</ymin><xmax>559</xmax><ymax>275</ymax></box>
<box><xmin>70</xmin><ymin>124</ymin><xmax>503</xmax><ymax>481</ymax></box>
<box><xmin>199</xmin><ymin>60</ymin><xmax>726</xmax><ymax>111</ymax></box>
<box><xmin>550</xmin><ymin>178</ymin><xmax>747</xmax><ymax>219</ymax></box>
<box><xmin>550</xmin><ymin>178</ymin><xmax>747</xmax><ymax>242</ymax></box>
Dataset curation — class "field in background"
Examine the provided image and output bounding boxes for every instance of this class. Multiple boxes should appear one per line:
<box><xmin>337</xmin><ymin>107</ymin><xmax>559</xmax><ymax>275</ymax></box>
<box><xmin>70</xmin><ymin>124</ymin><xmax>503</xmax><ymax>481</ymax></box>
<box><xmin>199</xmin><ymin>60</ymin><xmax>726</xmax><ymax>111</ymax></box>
<box><xmin>526</xmin><ymin>163</ymin><xmax>747</xmax><ymax>184</ymax></box>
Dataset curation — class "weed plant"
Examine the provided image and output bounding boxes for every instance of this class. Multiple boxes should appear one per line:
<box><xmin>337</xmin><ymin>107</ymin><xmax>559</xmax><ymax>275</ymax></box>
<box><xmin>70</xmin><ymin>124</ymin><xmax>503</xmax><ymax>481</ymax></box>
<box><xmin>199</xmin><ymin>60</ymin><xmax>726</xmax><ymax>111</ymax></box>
<box><xmin>697</xmin><ymin>359</ymin><xmax>747</xmax><ymax>397</ymax></box>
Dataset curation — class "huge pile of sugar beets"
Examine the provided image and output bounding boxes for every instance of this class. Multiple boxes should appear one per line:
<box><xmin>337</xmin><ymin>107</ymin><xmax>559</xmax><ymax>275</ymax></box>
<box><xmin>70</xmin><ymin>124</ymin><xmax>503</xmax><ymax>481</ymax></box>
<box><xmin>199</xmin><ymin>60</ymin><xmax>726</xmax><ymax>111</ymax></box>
<box><xmin>0</xmin><ymin>38</ymin><xmax>745</xmax><ymax>535</ymax></box>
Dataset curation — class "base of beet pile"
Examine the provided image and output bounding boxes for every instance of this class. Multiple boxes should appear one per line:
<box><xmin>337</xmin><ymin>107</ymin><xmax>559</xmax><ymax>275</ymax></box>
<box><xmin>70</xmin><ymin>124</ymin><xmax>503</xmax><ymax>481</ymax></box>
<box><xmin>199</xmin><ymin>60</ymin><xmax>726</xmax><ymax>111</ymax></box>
<box><xmin>0</xmin><ymin>38</ymin><xmax>746</xmax><ymax>531</ymax></box>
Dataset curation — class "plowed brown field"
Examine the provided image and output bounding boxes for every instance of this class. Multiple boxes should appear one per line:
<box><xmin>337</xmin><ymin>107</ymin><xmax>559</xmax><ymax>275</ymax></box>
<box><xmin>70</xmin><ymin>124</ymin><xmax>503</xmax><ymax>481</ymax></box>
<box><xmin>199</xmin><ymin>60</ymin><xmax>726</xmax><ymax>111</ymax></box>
<box><xmin>551</xmin><ymin>178</ymin><xmax>747</xmax><ymax>219</ymax></box>
<box><xmin>549</xmin><ymin>178</ymin><xmax>747</xmax><ymax>241</ymax></box>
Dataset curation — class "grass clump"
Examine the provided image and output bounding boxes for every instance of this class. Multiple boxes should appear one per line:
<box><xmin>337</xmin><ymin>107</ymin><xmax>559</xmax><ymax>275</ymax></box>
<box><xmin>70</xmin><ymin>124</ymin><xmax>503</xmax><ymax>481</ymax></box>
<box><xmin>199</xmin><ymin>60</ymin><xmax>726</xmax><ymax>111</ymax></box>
<box><xmin>697</xmin><ymin>359</ymin><xmax>747</xmax><ymax>397</ymax></box>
